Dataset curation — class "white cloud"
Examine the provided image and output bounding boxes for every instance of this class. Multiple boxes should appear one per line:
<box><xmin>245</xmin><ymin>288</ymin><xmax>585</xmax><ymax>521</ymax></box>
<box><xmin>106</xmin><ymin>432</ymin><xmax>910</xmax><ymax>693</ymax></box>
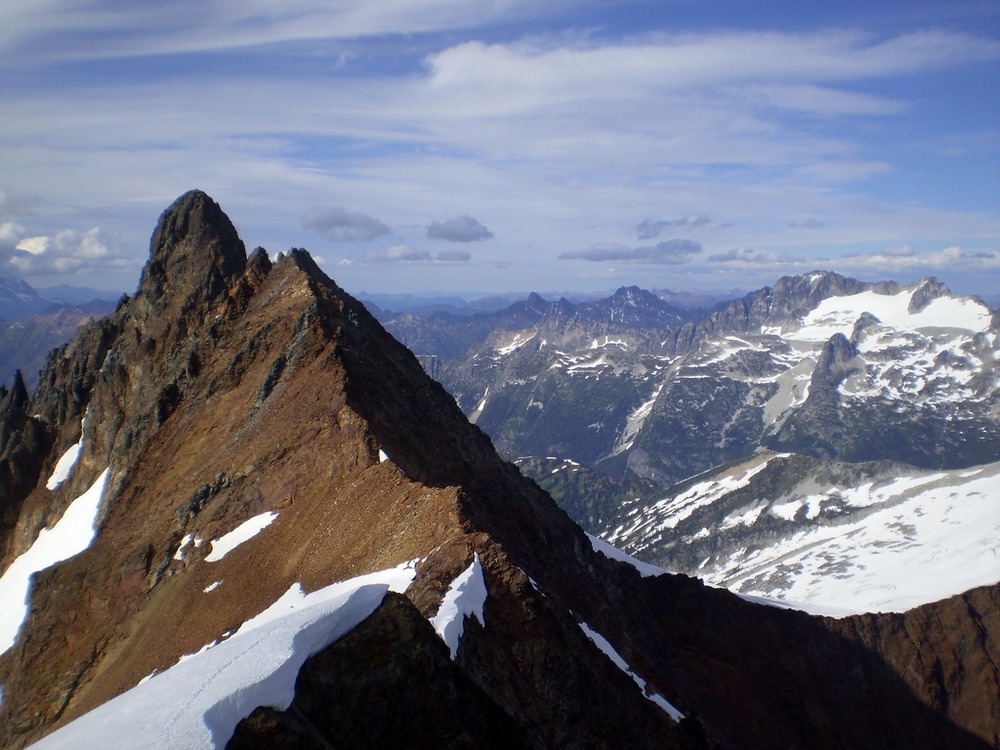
<box><xmin>0</xmin><ymin>224</ymin><xmax>129</xmax><ymax>276</ymax></box>
<box><xmin>0</xmin><ymin>10</ymin><xmax>997</xmax><ymax>294</ymax></box>
<box><xmin>839</xmin><ymin>245</ymin><xmax>1000</xmax><ymax>273</ymax></box>
<box><xmin>0</xmin><ymin>0</ymin><xmax>564</xmax><ymax>59</ymax></box>
<box><xmin>637</xmin><ymin>216</ymin><xmax>711</xmax><ymax>239</ymax></box>
<box><xmin>708</xmin><ymin>247</ymin><xmax>802</xmax><ymax>265</ymax></box>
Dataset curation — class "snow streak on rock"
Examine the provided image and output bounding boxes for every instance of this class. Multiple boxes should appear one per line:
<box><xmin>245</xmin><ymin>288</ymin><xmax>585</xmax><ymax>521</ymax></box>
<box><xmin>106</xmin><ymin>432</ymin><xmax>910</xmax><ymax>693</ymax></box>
<box><xmin>579</xmin><ymin>621</ymin><xmax>684</xmax><ymax>722</ymax></box>
<box><xmin>205</xmin><ymin>511</ymin><xmax>278</xmax><ymax>562</ymax></box>
<box><xmin>45</xmin><ymin>412</ymin><xmax>88</xmax><ymax>491</ymax></box>
<box><xmin>0</xmin><ymin>468</ymin><xmax>109</xmax><ymax>656</ymax></box>
<box><xmin>430</xmin><ymin>553</ymin><xmax>487</xmax><ymax>659</ymax></box>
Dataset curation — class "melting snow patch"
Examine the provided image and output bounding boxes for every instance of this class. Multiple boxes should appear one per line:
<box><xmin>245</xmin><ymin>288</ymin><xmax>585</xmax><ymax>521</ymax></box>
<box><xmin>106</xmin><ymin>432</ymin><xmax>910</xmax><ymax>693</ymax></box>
<box><xmin>204</xmin><ymin>581</ymin><xmax>222</xmax><ymax>594</ymax></box>
<box><xmin>496</xmin><ymin>332</ymin><xmax>536</xmax><ymax>356</ymax></box>
<box><xmin>174</xmin><ymin>533</ymin><xmax>194</xmax><ymax>561</ymax></box>
<box><xmin>29</xmin><ymin>562</ymin><xmax>418</xmax><ymax>750</ymax></box>
<box><xmin>46</xmin><ymin>442</ymin><xmax>83</xmax><ymax>491</ymax></box>
<box><xmin>0</xmin><ymin>468</ymin><xmax>109</xmax><ymax>657</ymax></box>
<box><xmin>378</xmin><ymin>449</ymin><xmax>390</xmax><ymax>463</ymax></box>
<box><xmin>205</xmin><ymin>512</ymin><xmax>278</xmax><ymax>563</ymax></box>
<box><xmin>46</xmin><ymin>412</ymin><xmax>89</xmax><ymax>491</ymax></box>
<box><xmin>579</xmin><ymin>621</ymin><xmax>684</xmax><ymax>722</ymax></box>
<box><xmin>430</xmin><ymin>553</ymin><xmax>487</xmax><ymax>659</ymax></box>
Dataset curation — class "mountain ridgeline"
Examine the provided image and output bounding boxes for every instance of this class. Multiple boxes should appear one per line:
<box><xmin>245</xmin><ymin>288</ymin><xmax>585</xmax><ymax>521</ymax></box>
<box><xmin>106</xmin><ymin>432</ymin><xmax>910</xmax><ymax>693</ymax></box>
<box><xmin>392</xmin><ymin>270</ymin><xmax>998</xmax><ymax>484</ymax></box>
<box><xmin>0</xmin><ymin>192</ymin><xmax>997</xmax><ymax>748</ymax></box>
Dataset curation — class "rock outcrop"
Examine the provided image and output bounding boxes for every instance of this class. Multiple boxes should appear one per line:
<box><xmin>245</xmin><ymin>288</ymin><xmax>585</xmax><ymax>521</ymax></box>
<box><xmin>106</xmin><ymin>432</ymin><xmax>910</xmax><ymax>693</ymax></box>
<box><xmin>0</xmin><ymin>192</ymin><xmax>996</xmax><ymax>749</ymax></box>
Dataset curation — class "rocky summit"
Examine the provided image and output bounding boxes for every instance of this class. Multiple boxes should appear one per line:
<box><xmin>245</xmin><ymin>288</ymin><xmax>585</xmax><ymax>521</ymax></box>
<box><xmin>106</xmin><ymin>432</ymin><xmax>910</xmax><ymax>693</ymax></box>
<box><xmin>0</xmin><ymin>191</ymin><xmax>998</xmax><ymax>748</ymax></box>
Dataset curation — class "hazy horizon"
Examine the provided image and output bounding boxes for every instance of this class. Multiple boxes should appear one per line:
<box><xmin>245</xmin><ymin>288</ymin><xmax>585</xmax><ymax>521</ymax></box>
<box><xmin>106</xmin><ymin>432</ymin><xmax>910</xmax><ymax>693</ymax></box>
<box><xmin>1</xmin><ymin>1</ymin><xmax>997</xmax><ymax>298</ymax></box>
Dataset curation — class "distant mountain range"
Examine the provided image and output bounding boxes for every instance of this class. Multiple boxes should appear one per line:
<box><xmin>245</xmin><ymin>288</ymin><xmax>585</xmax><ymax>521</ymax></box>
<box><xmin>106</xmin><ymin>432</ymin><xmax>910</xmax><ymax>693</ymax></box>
<box><xmin>3</xmin><ymin>191</ymin><xmax>997</xmax><ymax>748</ymax></box>
<box><xmin>0</xmin><ymin>277</ymin><xmax>120</xmax><ymax>388</ymax></box>
<box><xmin>0</xmin><ymin>276</ymin><xmax>121</xmax><ymax>322</ymax></box>
<box><xmin>375</xmin><ymin>271</ymin><xmax>1000</xmax><ymax>618</ymax></box>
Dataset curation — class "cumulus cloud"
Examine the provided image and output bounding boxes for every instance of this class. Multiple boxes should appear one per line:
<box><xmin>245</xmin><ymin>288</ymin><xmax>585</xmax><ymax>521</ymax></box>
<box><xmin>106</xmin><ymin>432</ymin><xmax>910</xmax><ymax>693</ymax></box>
<box><xmin>358</xmin><ymin>244</ymin><xmax>472</xmax><ymax>264</ymax></box>
<box><xmin>708</xmin><ymin>247</ymin><xmax>801</xmax><ymax>264</ymax></box>
<box><xmin>302</xmin><ymin>206</ymin><xmax>391</xmax><ymax>242</ymax></box>
<box><xmin>841</xmin><ymin>245</ymin><xmax>1000</xmax><ymax>271</ymax></box>
<box><xmin>427</xmin><ymin>215</ymin><xmax>493</xmax><ymax>242</ymax></box>
<box><xmin>0</xmin><ymin>223</ymin><xmax>128</xmax><ymax>276</ymax></box>
<box><xmin>637</xmin><ymin>216</ymin><xmax>711</xmax><ymax>239</ymax></box>
<box><xmin>560</xmin><ymin>239</ymin><xmax>702</xmax><ymax>264</ymax></box>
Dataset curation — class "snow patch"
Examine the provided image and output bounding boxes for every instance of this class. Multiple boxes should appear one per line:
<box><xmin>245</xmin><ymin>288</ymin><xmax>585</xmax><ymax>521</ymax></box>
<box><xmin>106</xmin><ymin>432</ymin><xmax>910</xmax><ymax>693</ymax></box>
<box><xmin>579</xmin><ymin>621</ymin><xmax>684</xmax><ymax>722</ymax></box>
<box><xmin>496</xmin><ymin>332</ymin><xmax>536</xmax><ymax>356</ymax></box>
<box><xmin>204</xmin><ymin>581</ymin><xmax>222</xmax><ymax>594</ymax></box>
<box><xmin>0</xmin><ymin>468</ymin><xmax>109</xmax><ymax>656</ymax></box>
<box><xmin>30</xmin><ymin>562</ymin><xmax>417</xmax><ymax>749</ymax></box>
<box><xmin>378</xmin><ymin>449</ymin><xmax>390</xmax><ymax>463</ymax></box>
<box><xmin>174</xmin><ymin>533</ymin><xmax>194</xmax><ymax>561</ymax></box>
<box><xmin>794</xmin><ymin>288</ymin><xmax>991</xmax><ymax>342</ymax></box>
<box><xmin>613</xmin><ymin>382</ymin><xmax>665</xmax><ymax>455</ymax></box>
<box><xmin>46</xmin><ymin>412</ymin><xmax>89</xmax><ymax>491</ymax></box>
<box><xmin>46</xmin><ymin>442</ymin><xmax>83</xmax><ymax>491</ymax></box>
<box><xmin>205</xmin><ymin>512</ymin><xmax>278</xmax><ymax>563</ymax></box>
<box><xmin>720</xmin><ymin>462</ymin><xmax>1000</xmax><ymax>614</ymax></box>
<box><xmin>430</xmin><ymin>553</ymin><xmax>487</xmax><ymax>658</ymax></box>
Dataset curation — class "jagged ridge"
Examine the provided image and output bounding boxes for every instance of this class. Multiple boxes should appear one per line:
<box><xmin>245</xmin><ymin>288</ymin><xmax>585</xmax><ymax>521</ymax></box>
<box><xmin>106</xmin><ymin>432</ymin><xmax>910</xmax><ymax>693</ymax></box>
<box><xmin>0</xmin><ymin>193</ymin><xmax>995</xmax><ymax>749</ymax></box>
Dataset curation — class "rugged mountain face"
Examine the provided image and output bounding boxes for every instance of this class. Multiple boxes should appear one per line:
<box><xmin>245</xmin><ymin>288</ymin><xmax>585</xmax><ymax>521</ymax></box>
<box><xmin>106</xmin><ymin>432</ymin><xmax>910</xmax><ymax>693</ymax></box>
<box><xmin>378</xmin><ymin>286</ymin><xmax>692</xmax><ymax>362</ymax></box>
<box><xmin>0</xmin><ymin>303</ymin><xmax>117</xmax><ymax>389</ymax></box>
<box><xmin>439</xmin><ymin>271</ymin><xmax>999</xmax><ymax>485</ymax></box>
<box><xmin>0</xmin><ymin>192</ymin><xmax>997</xmax><ymax>749</ymax></box>
<box><xmin>0</xmin><ymin>277</ymin><xmax>53</xmax><ymax>322</ymax></box>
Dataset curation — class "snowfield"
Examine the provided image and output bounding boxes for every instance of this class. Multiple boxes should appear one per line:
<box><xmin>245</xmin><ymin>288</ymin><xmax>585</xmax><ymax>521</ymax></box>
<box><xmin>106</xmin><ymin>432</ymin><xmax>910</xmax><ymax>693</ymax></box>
<box><xmin>607</xmin><ymin>455</ymin><xmax>1000</xmax><ymax>616</ymax></box>
<box><xmin>27</xmin><ymin>562</ymin><xmax>417</xmax><ymax>750</ymax></box>
<box><xmin>716</xmin><ymin>462</ymin><xmax>1000</xmax><ymax>614</ymax></box>
<box><xmin>0</xmin><ymin>468</ymin><xmax>109</xmax><ymax>657</ymax></box>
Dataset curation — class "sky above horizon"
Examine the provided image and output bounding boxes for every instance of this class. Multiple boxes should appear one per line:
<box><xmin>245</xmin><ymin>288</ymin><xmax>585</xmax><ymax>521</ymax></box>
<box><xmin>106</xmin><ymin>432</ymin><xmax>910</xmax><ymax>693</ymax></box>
<box><xmin>1</xmin><ymin>0</ymin><xmax>998</xmax><ymax>299</ymax></box>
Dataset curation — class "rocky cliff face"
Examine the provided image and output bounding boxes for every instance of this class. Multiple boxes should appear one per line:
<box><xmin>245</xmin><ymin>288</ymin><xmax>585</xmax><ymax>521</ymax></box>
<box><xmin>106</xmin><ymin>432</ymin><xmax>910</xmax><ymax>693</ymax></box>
<box><xmin>0</xmin><ymin>192</ymin><xmax>996</xmax><ymax>749</ymax></box>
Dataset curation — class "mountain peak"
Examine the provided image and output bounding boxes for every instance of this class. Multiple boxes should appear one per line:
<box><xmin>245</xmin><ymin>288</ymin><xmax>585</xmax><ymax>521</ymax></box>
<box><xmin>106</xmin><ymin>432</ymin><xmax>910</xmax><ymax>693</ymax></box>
<box><xmin>137</xmin><ymin>190</ymin><xmax>247</xmax><ymax>311</ymax></box>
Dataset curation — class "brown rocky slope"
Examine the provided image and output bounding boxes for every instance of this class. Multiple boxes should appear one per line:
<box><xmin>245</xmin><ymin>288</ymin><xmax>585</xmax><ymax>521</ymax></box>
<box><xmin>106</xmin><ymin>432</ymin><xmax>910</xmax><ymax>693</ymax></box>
<box><xmin>0</xmin><ymin>191</ymin><xmax>995</xmax><ymax>749</ymax></box>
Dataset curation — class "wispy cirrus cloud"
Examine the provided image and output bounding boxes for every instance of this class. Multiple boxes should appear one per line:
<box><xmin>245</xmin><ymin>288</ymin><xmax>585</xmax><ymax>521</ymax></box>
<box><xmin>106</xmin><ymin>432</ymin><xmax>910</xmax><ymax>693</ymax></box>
<box><xmin>637</xmin><ymin>216</ymin><xmax>711</xmax><ymax>239</ymax></box>
<box><xmin>708</xmin><ymin>247</ymin><xmax>802</xmax><ymax>265</ymax></box>
<box><xmin>355</xmin><ymin>244</ymin><xmax>472</xmax><ymax>264</ymax></box>
<box><xmin>0</xmin><ymin>2</ymin><xmax>997</xmax><ymax>294</ymax></box>
<box><xmin>561</xmin><ymin>239</ymin><xmax>702</xmax><ymax>265</ymax></box>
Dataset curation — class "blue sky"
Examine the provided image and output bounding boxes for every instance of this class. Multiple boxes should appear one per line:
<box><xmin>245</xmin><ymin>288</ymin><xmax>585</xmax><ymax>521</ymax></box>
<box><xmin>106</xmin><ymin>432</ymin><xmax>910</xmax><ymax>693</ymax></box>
<box><xmin>1</xmin><ymin>0</ymin><xmax>998</xmax><ymax>298</ymax></box>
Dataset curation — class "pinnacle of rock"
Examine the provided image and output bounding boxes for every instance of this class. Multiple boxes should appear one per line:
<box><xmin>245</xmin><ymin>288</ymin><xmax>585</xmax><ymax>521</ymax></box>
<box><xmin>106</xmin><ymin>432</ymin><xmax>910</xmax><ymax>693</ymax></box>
<box><xmin>137</xmin><ymin>190</ymin><xmax>247</xmax><ymax>309</ymax></box>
